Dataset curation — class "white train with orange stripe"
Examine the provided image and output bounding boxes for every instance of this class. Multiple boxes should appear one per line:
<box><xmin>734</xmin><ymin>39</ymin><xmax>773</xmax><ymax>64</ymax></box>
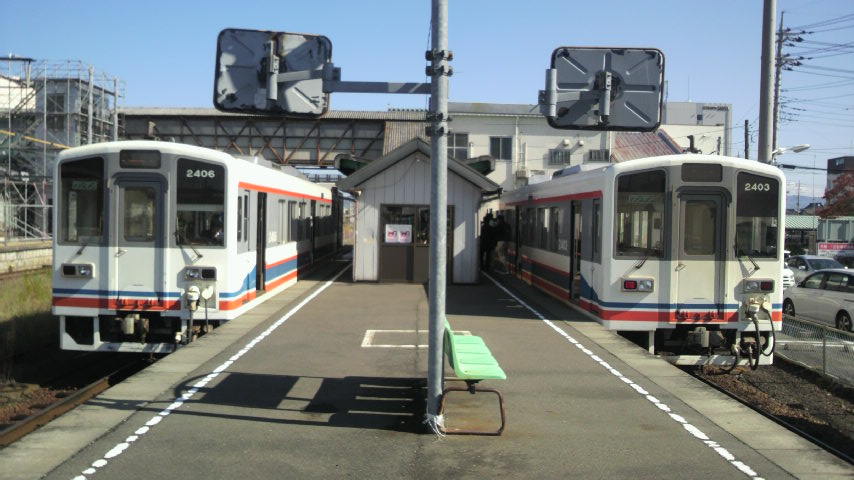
<box><xmin>495</xmin><ymin>154</ymin><xmax>785</xmax><ymax>368</ymax></box>
<box><xmin>53</xmin><ymin>141</ymin><xmax>340</xmax><ymax>353</ymax></box>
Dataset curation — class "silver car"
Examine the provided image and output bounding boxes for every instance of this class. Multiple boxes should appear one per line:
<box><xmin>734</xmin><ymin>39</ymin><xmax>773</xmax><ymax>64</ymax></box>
<box><xmin>783</xmin><ymin>268</ymin><xmax>854</xmax><ymax>331</ymax></box>
<box><xmin>786</xmin><ymin>255</ymin><xmax>845</xmax><ymax>283</ymax></box>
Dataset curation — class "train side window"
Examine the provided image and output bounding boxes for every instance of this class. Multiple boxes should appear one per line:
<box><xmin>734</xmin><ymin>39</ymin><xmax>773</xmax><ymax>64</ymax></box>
<box><xmin>526</xmin><ymin>208</ymin><xmax>536</xmax><ymax>246</ymax></box>
<box><xmin>537</xmin><ymin>207</ymin><xmax>548</xmax><ymax>250</ymax></box>
<box><xmin>288</xmin><ymin>201</ymin><xmax>298</xmax><ymax>242</ymax></box>
<box><xmin>278</xmin><ymin>199</ymin><xmax>287</xmax><ymax>245</ymax></box>
<box><xmin>518</xmin><ymin>209</ymin><xmax>527</xmax><ymax>245</ymax></box>
<box><xmin>59</xmin><ymin>156</ymin><xmax>104</xmax><ymax>244</ymax></box>
<box><xmin>550</xmin><ymin>207</ymin><xmax>561</xmax><ymax>252</ymax></box>
<box><xmin>237</xmin><ymin>196</ymin><xmax>244</xmax><ymax>242</ymax></box>
<box><xmin>616</xmin><ymin>170</ymin><xmax>665</xmax><ymax>258</ymax></box>
<box><xmin>176</xmin><ymin>158</ymin><xmax>225</xmax><ymax>247</ymax></box>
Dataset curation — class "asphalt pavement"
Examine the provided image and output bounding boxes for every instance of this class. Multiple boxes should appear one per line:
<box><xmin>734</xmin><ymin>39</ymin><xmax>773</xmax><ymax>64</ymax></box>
<box><xmin>2</xmin><ymin>257</ymin><xmax>852</xmax><ymax>479</ymax></box>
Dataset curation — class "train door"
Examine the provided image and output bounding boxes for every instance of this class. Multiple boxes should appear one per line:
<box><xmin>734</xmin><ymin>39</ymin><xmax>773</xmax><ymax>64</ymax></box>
<box><xmin>675</xmin><ymin>192</ymin><xmax>725</xmax><ymax>319</ymax></box>
<box><xmin>310</xmin><ymin>199</ymin><xmax>317</xmax><ymax>263</ymax></box>
<box><xmin>256</xmin><ymin>192</ymin><xmax>267</xmax><ymax>294</ymax></box>
<box><xmin>114</xmin><ymin>178</ymin><xmax>164</xmax><ymax>306</ymax></box>
<box><xmin>570</xmin><ymin>200</ymin><xmax>583</xmax><ymax>302</ymax></box>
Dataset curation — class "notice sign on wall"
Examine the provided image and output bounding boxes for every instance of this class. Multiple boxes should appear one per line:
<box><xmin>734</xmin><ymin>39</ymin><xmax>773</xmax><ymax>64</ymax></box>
<box><xmin>385</xmin><ymin>224</ymin><xmax>412</xmax><ymax>244</ymax></box>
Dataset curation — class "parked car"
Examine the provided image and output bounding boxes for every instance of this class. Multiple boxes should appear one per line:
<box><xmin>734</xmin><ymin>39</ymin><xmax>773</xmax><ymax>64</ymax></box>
<box><xmin>782</xmin><ymin>262</ymin><xmax>796</xmax><ymax>290</ymax></box>
<box><xmin>786</xmin><ymin>255</ymin><xmax>845</xmax><ymax>283</ymax></box>
<box><xmin>783</xmin><ymin>268</ymin><xmax>854</xmax><ymax>331</ymax></box>
<box><xmin>835</xmin><ymin>254</ymin><xmax>854</xmax><ymax>269</ymax></box>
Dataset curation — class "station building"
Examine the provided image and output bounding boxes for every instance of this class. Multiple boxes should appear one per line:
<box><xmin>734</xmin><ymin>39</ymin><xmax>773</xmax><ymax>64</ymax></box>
<box><xmin>336</xmin><ymin>138</ymin><xmax>499</xmax><ymax>283</ymax></box>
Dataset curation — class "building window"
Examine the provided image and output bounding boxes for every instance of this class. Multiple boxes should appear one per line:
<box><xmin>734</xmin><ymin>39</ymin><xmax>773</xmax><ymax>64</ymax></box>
<box><xmin>548</xmin><ymin>149</ymin><xmax>570</xmax><ymax>166</ymax></box>
<box><xmin>490</xmin><ymin>137</ymin><xmax>512</xmax><ymax>160</ymax></box>
<box><xmin>448</xmin><ymin>133</ymin><xmax>469</xmax><ymax>160</ymax></box>
<box><xmin>589</xmin><ymin>149</ymin><xmax>611</xmax><ymax>162</ymax></box>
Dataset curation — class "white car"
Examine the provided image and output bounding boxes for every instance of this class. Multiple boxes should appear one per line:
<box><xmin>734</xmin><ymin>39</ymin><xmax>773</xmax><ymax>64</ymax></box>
<box><xmin>783</xmin><ymin>268</ymin><xmax>854</xmax><ymax>331</ymax></box>
<box><xmin>782</xmin><ymin>264</ymin><xmax>796</xmax><ymax>290</ymax></box>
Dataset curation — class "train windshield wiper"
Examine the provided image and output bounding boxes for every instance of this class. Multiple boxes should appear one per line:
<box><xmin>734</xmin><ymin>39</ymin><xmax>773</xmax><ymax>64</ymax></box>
<box><xmin>76</xmin><ymin>239</ymin><xmax>89</xmax><ymax>255</ymax></box>
<box><xmin>634</xmin><ymin>251</ymin><xmax>650</xmax><ymax>269</ymax></box>
<box><xmin>175</xmin><ymin>228</ymin><xmax>203</xmax><ymax>260</ymax></box>
<box><xmin>734</xmin><ymin>233</ymin><xmax>759</xmax><ymax>272</ymax></box>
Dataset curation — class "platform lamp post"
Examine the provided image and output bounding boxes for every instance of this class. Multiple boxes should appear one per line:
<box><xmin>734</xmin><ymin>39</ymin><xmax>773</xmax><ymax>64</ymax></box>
<box><xmin>771</xmin><ymin>143</ymin><xmax>810</xmax><ymax>165</ymax></box>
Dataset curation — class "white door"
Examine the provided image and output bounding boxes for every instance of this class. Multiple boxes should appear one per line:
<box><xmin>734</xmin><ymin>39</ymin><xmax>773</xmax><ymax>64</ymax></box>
<box><xmin>675</xmin><ymin>193</ymin><xmax>725</xmax><ymax>321</ymax></box>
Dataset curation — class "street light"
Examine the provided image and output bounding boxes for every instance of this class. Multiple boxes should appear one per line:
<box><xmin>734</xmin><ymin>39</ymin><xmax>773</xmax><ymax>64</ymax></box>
<box><xmin>771</xmin><ymin>143</ymin><xmax>810</xmax><ymax>164</ymax></box>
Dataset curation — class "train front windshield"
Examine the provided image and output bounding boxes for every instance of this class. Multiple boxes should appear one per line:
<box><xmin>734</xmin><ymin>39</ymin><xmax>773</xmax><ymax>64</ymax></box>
<box><xmin>59</xmin><ymin>157</ymin><xmax>105</xmax><ymax>244</ymax></box>
<box><xmin>176</xmin><ymin>158</ymin><xmax>226</xmax><ymax>247</ymax></box>
<box><xmin>735</xmin><ymin>172</ymin><xmax>780</xmax><ymax>258</ymax></box>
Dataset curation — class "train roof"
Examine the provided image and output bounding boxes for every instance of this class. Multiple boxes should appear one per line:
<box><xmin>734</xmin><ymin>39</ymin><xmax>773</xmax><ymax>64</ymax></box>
<box><xmin>57</xmin><ymin>140</ymin><xmax>235</xmax><ymax>163</ymax></box>
<box><xmin>504</xmin><ymin>154</ymin><xmax>784</xmax><ymax>203</ymax></box>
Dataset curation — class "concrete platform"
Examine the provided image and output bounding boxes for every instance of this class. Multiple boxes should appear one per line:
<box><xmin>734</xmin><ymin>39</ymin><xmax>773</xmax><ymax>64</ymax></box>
<box><xmin>2</xmin><ymin>258</ymin><xmax>852</xmax><ymax>479</ymax></box>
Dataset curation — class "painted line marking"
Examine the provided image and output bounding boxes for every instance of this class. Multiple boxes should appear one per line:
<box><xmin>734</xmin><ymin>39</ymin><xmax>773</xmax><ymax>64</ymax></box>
<box><xmin>484</xmin><ymin>273</ymin><xmax>765</xmax><ymax>480</ymax></box>
<box><xmin>72</xmin><ymin>265</ymin><xmax>349</xmax><ymax>480</ymax></box>
<box><xmin>361</xmin><ymin>329</ymin><xmax>429</xmax><ymax>348</ymax></box>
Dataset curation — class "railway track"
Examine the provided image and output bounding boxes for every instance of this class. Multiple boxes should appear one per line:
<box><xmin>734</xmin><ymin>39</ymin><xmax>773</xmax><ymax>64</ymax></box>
<box><xmin>690</xmin><ymin>359</ymin><xmax>854</xmax><ymax>465</ymax></box>
<box><xmin>0</xmin><ymin>353</ymin><xmax>152</xmax><ymax>447</ymax></box>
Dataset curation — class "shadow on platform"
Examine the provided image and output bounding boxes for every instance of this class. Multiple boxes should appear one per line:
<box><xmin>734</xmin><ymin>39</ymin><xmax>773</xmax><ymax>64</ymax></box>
<box><xmin>157</xmin><ymin>373</ymin><xmax>428</xmax><ymax>433</ymax></box>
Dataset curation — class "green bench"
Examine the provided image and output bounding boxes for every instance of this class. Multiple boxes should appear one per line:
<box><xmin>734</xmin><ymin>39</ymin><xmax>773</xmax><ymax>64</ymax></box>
<box><xmin>440</xmin><ymin>319</ymin><xmax>507</xmax><ymax>435</ymax></box>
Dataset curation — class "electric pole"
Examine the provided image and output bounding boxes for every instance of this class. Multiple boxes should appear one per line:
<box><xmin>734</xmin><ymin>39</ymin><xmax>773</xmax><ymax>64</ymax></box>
<box><xmin>758</xmin><ymin>0</ymin><xmax>776</xmax><ymax>163</ymax></box>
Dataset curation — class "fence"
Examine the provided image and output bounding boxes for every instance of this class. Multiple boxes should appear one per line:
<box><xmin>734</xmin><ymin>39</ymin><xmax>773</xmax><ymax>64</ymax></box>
<box><xmin>776</xmin><ymin>314</ymin><xmax>854</xmax><ymax>387</ymax></box>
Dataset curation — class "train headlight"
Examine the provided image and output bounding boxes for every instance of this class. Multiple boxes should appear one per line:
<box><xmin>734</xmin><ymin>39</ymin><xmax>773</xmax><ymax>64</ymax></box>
<box><xmin>61</xmin><ymin>263</ymin><xmax>95</xmax><ymax>278</ymax></box>
<box><xmin>184</xmin><ymin>267</ymin><xmax>217</xmax><ymax>281</ymax></box>
<box><xmin>743</xmin><ymin>279</ymin><xmax>775</xmax><ymax>293</ymax></box>
<box><xmin>622</xmin><ymin>278</ymin><xmax>654</xmax><ymax>292</ymax></box>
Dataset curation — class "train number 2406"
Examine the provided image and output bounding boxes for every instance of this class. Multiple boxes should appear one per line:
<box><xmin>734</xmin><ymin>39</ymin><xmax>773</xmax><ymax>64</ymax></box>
<box><xmin>186</xmin><ymin>169</ymin><xmax>216</xmax><ymax>179</ymax></box>
<box><xmin>744</xmin><ymin>182</ymin><xmax>771</xmax><ymax>192</ymax></box>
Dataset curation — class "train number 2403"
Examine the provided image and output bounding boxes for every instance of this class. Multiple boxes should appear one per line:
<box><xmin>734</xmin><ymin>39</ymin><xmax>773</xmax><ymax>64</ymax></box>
<box><xmin>744</xmin><ymin>182</ymin><xmax>771</xmax><ymax>192</ymax></box>
<box><xmin>186</xmin><ymin>169</ymin><xmax>216</xmax><ymax>179</ymax></box>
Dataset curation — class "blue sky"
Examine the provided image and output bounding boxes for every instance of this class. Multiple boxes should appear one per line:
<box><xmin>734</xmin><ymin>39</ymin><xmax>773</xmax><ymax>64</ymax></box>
<box><xmin>3</xmin><ymin>0</ymin><xmax>852</xmax><ymax>198</ymax></box>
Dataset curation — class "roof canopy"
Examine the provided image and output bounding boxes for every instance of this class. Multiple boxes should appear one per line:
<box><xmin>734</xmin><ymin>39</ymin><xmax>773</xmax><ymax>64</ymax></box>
<box><xmin>336</xmin><ymin>138</ymin><xmax>500</xmax><ymax>194</ymax></box>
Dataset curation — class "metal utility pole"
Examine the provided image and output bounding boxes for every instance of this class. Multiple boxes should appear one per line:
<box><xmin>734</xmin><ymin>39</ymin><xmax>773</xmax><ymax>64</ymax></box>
<box><xmin>744</xmin><ymin>119</ymin><xmax>750</xmax><ymax>159</ymax></box>
<box><xmin>758</xmin><ymin>0</ymin><xmax>776</xmax><ymax>163</ymax></box>
<box><xmin>426</xmin><ymin>0</ymin><xmax>449</xmax><ymax>423</ymax></box>
<box><xmin>772</xmin><ymin>11</ymin><xmax>785</xmax><ymax>153</ymax></box>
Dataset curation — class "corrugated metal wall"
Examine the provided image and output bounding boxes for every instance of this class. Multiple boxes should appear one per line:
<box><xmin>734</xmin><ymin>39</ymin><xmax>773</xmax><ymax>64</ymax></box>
<box><xmin>353</xmin><ymin>150</ymin><xmax>481</xmax><ymax>283</ymax></box>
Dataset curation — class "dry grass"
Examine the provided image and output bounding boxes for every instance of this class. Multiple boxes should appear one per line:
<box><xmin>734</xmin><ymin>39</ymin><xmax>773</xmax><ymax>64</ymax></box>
<box><xmin>0</xmin><ymin>269</ymin><xmax>56</xmax><ymax>378</ymax></box>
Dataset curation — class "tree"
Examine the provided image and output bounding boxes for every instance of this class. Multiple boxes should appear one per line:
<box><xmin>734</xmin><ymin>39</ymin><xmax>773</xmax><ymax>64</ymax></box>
<box><xmin>818</xmin><ymin>171</ymin><xmax>854</xmax><ymax>218</ymax></box>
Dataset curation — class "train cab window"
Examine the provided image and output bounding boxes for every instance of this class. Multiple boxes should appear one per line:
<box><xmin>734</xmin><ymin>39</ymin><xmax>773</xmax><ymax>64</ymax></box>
<box><xmin>736</xmin><ymin>172</ymin><xmax>779</xmax><ymax>258</ymax></box>
<box><xmin>59</xmin><ymin>157</ymin><xmax>105</xmax><ymax>244</ymax></box>
<box><xmin>176</xmin><ymin>158</ymin><xmax>225</xmax><ymax>247</ymax></box>
<box><xmin>615</xmin><ymin>170</ymin><xmax>665</xmax><ymax>258</ymax></box>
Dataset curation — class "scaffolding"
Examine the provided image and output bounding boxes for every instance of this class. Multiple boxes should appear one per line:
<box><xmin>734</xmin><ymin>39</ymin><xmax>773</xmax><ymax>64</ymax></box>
<box><xmin>0</xmin><ymin>57</ymin><xmax>124</xmax><ymax>244</ymax></box>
